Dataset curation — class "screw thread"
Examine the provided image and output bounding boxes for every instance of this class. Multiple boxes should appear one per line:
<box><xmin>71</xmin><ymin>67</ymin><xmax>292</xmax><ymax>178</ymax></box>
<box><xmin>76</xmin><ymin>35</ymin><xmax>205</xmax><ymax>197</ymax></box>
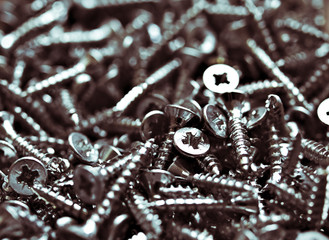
<box><xmin>153</xmin><ymin>131</ymin><xmax>174</xmax><ymax>169</ymax></box>
<box><xmin>127</xmin><ymin>188</ymin><xmax>162</xmax><ymax>239</ymax></box>
<box><xmin>266</xmin><ymin>125</ymin><xmax>282</xmax><ymax>181</ymax></box>
<box><xmin>59</xmin><ymin>88</ymin><xmax>81</xmax><ymax>127</ymax></box>
<box><xmin>105</xmin><ymin>116</ymin><xmax>141</xmax><ymax>134</ymax></box>
<box><xmin>266</xmin><ymin>180</ymin><xmax>307</xmax><ymax>210</ymax></box>
<box><xmin>265</xmin><ymin>94</ymin><xmax>288</xmax><ymax>136</ymax></box>
<box><xmin>170</xmin><ymin>223</ymin><xmax>214</xmax><ymax>240</ymax></box>
<box><xmin>198</xmin><ymin>154</ymin><xmax>222</xmax><ymax>175</ymax></box>
<box><xmin>301</xmin><ymin>139</ymin><xmax>329</xmax><ymax>166</ymax></box>
<box><xmin>13</xmin><ymin>135</ymin><xmax>70</xmax><ymax>173</ymax></box>
<box><xmin>190</xmin><ymin>173</ymin><xmax>255</xmax><ymax>193</ymax></box>
<box><xmin>33</xmin><ymin>185</ymin><xmax>88</xmax><ymax>220</ymax></box>
<box><xmin>237</xmin><ymin>79</ymin><xmax>284</xmax><ymax>96</ymax></box>
<box><xmin>229</xmin><ymin>117</ymin><xmax>251</xmax><ymax>171</ymax></box>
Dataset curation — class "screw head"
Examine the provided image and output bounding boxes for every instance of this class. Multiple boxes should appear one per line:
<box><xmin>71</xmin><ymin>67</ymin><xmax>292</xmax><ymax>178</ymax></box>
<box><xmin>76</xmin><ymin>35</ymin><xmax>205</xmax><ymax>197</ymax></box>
<box><xmin>139</xmin><ymin>169</ymin><xmax>176</xmax><ymax>197</ymax></box>
<box><xmin>164</xmin><ymin>104</ymin><xmax>197</xmax><ymax>127</ymax></box>
<box><xmin>219</xmin><ymin>90</ymin><xmax>249</xmax><ymax>117</ymax></box>
<box><xmin>136</xmin><ymin>93</ymin><xmax>170</xmax><ymax>119</ymax></box>
<box><xmin>203</xmin><ymin>64</ymin><xmax>239</xmax><ymax>94</ymax></box>
<box><xmin>173</xmin><ymin>127</ymin><xmax>210</xmax><ymax>157</ymax></box>
<box><xmin>68</xmin><ymin>132</ymin><xmax>99</xmax><ymax>165</ymax></box>
<box><xmin>141</xmin><ymin>110</ymin><xmax>169</xmax><ymax>142</ymax></box>
<box><xmin>73</xmin><ymin>165</ymin><xmax>105</xmax><ymax>204</ymax></box>
<box><xmin>317</xmin><ymin>98</ymin><xmax>329</xmax><ymax>125</ymax></box>
<box><xmin>246</xmin><ymin>107</ymin><xmax>268</xmax><ymax>130</ymax></box>
<box><xmin>8</xmin><ymin>157</ymin><xmax>47</xmax><ymax>196</ymax></box>
<box><xmin>203</xmin><ymin>104</ymin><xmax>228</xmax><ymax>139</ymax></box>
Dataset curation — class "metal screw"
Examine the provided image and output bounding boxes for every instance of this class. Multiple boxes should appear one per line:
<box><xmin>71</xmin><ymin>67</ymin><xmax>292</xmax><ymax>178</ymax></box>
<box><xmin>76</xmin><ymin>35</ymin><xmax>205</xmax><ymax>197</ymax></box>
<box><xmin>173</xmin><ymin>127</ymin><xmax>210</xmax><ymax>158</ymax></box>
<box><xmin>0</xmin><ymin>111</ymin><xmax>70</xmax><ymax>176</ymax></box>
<box><xmin>153</xmin><ymin>104</ymin><xmax>198</xmax><ymax>169</ymax></box>
<box><xmin>219</xmin><ymin>90</ymin><xmax>252</xmax><ymax>173</ymax></box>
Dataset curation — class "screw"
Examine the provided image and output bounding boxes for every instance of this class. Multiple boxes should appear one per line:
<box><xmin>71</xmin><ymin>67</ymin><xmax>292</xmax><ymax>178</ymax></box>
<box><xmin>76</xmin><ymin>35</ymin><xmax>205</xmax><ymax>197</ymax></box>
<box><xmin>126</xmin><ymin>186</ymin><xmax>163</xmax><ymax>239</ymax></box>
<box><xmin>68</xmin><ymin>132</ymin><xmax>99</xmax><ymax>165</ymax></box>
<box><xmin>317</xmin><ymin>98</ymin><xmax>329</xmax><ymax>126</ymax></box>
<box><xmin>203</xmin><ymin>104</ymin><xmax>228</xmax><ymax>139</ymax></box>
<box><xmin>0</xmin><ymin>200</ymin><xmax>51</xmax><ymax>239</ymax></box>
<box><xmin>302</xmin><ymin>138</ymin><xmax>329</xmax><ymax>167</ymax></box>
<box><xmin>7</xmin><ymin>156</ymin><xmax>47</xmax><ymax>196</ymax></box>
<box><xmin>197</xmin><ymin>154</ymin><xmax>222</xmax><ymax>176</ymax></box>
<box><xmin>139</xmin><ymin>169</ymin><xmax>176</xmax><ymax>199</ymax></box>
<box><xmin>237</xmin><ymin>79</ymin><xmax>284</xmax><ymax>98</ymax></box>
<box><xmin>246</xmin><ymin>38</ymin><xmax>313</xmax><ymax>112</ymax></box>
<box><xmin>11</xmin><ymin>58</ymin><xmax>26</xmax><ymax>87</ymax></box>
<box><xmin>64</xmin><ymin>140</ymin><xmax>155</xmax><ymax>239</ymax></box>
<box><xmin>265</xmin><ymin>94</ymin><xmax>290</xmax><ymax>137</ymax></box>
<box><xmin>147</xmin><ymin>197</ymin><xmax>257</xmax><ymax>215</ymax></box>
<box><xmin>140</xmin><ymin>110</ymin><xmax>169</xmax><ymax>143</ymax></box>
<box><xmin>0</xmin><ymin>140</ymin><xmax>17</xmax><ymax>170</ymax></box>
<box><xmin>218</xmin><ymin>90</ymin><xmax>252</xmax><ymax>172</ymax></box>
<box><xmin>0</xmin><ymin>111</ymin><xmax>70</xmax><ymax>176</ymax></box>
<box><xmin>31</xmin><ymin>183</ymin><xmax>89</xmax><ymax>220</ymax></box>
<box><xmin>169</xmin><ymin>222</ymin><xmax>214</xmax><ymax>240</ymax></box>
<box><xmin>73</xmin><ymin>140</ymin><xmax>154</xmax><ymax>204</ymax></box>
<box><xmin>0</xmin><ymin>1</ymin><xmax>68</xmax><ymax>51</ymax></box>
<box><xmin>153</xmin><ymin>104</ymin><xmax>198</xmax><ymax>169</ymax></box>
<box><xmin>6</xmin><ymin>104</ymin><xmax>48</xmax><ymax>137</ymax></box>
<box><xmin>80</xmin><ymin>58</ymin><xmax>181</xmax><ymax>132</ymax></box>
<box><xmin>75</xmin><ymin>0</ymin><xmax>160</xmax><ymax>9</ymax></box>
<box><xmin>275</xmin><ymin>17</ymin><xmax>329</xmax><ymax>43</ymax></box>
<box><xmin>173</xmin><ymin>127</ymin><xmax>210</xmax><ymax>158</ymax></box>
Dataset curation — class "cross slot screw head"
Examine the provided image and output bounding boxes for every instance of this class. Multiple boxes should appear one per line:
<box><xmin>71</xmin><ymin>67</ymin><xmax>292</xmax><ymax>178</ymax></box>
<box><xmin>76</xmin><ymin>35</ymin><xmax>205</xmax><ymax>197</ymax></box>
<box><xmin>203</xmin><ymin>64</ymin><xmax>240</xmax><ymax>94</ymax></box>
<box><xmin>173</xmin><ymin>127</ymin><xmax>210</xmax><ymax>157</ymax></box>
<box><xmin>317</xmin><ymin>98</ymin><xmax>329</xmax><ymax>126</ymax></box>
<box><xmin>8</xmin><ymin>157</ymin><xmax>47</xmax><ymax>196</ymax></box>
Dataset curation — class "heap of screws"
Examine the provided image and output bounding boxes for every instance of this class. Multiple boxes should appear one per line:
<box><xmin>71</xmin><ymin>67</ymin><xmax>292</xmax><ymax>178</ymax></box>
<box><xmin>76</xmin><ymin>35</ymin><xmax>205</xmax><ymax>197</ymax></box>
<box><xmin>1</xmin><ymin>0</ymin><xmax>329</xmax><ymax>239</ymax></box>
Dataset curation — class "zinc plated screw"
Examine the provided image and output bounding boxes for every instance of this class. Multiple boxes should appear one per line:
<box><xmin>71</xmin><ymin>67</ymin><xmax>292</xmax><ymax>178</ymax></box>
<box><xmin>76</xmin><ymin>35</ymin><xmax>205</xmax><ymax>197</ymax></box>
<box><xmin>169</xmin><ymin>222</ymin><xmax>214</xmax><ymax>240</ymax></box>
<box><xmin>246</xmin><ymin>38</ymin><xmax>313</xmax><ymax>112</ymax></box>
<box><xmin>266</xmin><ymin>124</ymin><xmax>283</xmax><ymax>182</ymax></box>
<box><xmin>11</xmin><ymin>58</ymin><xmax>26</xmax><ymax>87</ymax></box>
<box><xmin>23</xmin><ymin>18</ymin><xmax>120</xmax><ymax>50</ymax></box>
<box><xmin>301</xmin><ymin>138</ymin><xmax>329</xmax><ymax>167</ymax></box>
<box><xmin>275</xmin><ymin>17</ymin><xmax>329</xmax><ymax>43</ymax></box>
<box><xmin>80</xmin><ymin>58</ymin><xmax>181</xmax><ymax>131</ymax></box>
<box><xmin>64</xmin><ymin>140</ymin><xmax>155</xmax><ymax>240</ymax></box>
<box><xmin>153</xmin><ymin>104</ymin><xmax>198</xmax><ymax>170</ymax></box>
<box><xmin>265</xmin><ymin>94</ymin><xmax>290</xmax><ymax>137</ymax></box>
<box><xmin>68</xmin><ymin>132</ymin><xmax>99</xmax><ymax>165</ymax></box>
<box><xmin>147</xmin><ymin>197</ymin><xmax>257</xmax><ymax>215</ymax></box>
<box><xmin>0</xmin><ymin>200</ymin><xmax>51</xmax><ymax>239</ymax></box>
<box><xmin>0</xmin><ymin>1</ymin><xmax>68</xmax><ymax>51</ymax></box>
<box><xmin>266</xmin><ymin>180</ymin><xmax>308</xmax><ymax>212</ymax></box>
<box><xmin>0</xmin><ymin>111</ymin><xmax>70</xmax><ymax>175</ymax></box>
<box><xmin>219</xmin><ymin>90</ymin><xmax>252</xmax><ymax>173</ymax></box>
<box><xmin>7</xmin><ymin>104</ymin><xmax>48</xmax><ymax>137</ymax></box>
<box><xmin>237</xmin><ymin>79</ymin><xmax>284</xmax><ymax>98</ymax></box>
<box><xmin>21</xmin><ymin>54</ymin><xmax>97</xmax><ymax>97</ymax></box>
<box><xmin>243</xmin><ymin>0</ymin><xmax>279</xmax><ymax>59</ymax></box>
<box><xmin>126</xmin><ymin>186</ymin><xmax>163</xmax><ymax>239</ymax></box>
<box><xmin>74</xmin><ymin>0</ymin><xmax>160</xmax><ymax>9</ymax></box>
<box><xmin>31</xmin><ymin>184</ymin><xmax>89</xmax><ymax>220</ymax></box>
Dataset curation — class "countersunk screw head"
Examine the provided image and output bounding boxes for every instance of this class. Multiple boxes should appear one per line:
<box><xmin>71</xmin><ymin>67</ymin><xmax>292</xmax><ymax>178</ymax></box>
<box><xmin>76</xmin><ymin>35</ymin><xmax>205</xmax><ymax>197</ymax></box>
<box><xmin>8</xmin><ymin>157</ymin><xmax>47</xmax><ymax>196</ymax></box>
<box><xmin>164</xmin><ymin>104</ymin><xmax>197</xmax><ymax>127</ymax></box>
<box><xmin>203</xmin><ymin>64</ymin><xmax>239</xmax><ymax>94</ymax></box>
<box><xmin>220</xmin><ymin>90</ymin><xmax>248</xmax><ymax>115</ymax></box>
<box><xmin>246</xmin><ymin>106</ymin><xmax>268</xmax><ymax>130</ymax></box>
<box><xmin>73</xmin><ymin>164</ymin><xmax>105</xmax><ymax>204</ymax></box>
<box><xmin>141</xmin><ymin>110</ymin><xmax>169</xmax><ymax>142</ymax></box>
<box><xmin>68</xmin><ymin>132</ymin><xmax>99</xmax><ymax>165</ymax></box>
<box><xmin>317</xmin><ymin>98</ymin><xmax>329</xmax><ymax>126</ymax></box>
<box><xmin>173</xmin><ymin>127</ymin><xmax>210</xmax><ymax>157</ymax></box>
<box><xmin>203</xmin><ymin>104</ymin><xmax>228</xmax><ymax>139</ymax></box>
